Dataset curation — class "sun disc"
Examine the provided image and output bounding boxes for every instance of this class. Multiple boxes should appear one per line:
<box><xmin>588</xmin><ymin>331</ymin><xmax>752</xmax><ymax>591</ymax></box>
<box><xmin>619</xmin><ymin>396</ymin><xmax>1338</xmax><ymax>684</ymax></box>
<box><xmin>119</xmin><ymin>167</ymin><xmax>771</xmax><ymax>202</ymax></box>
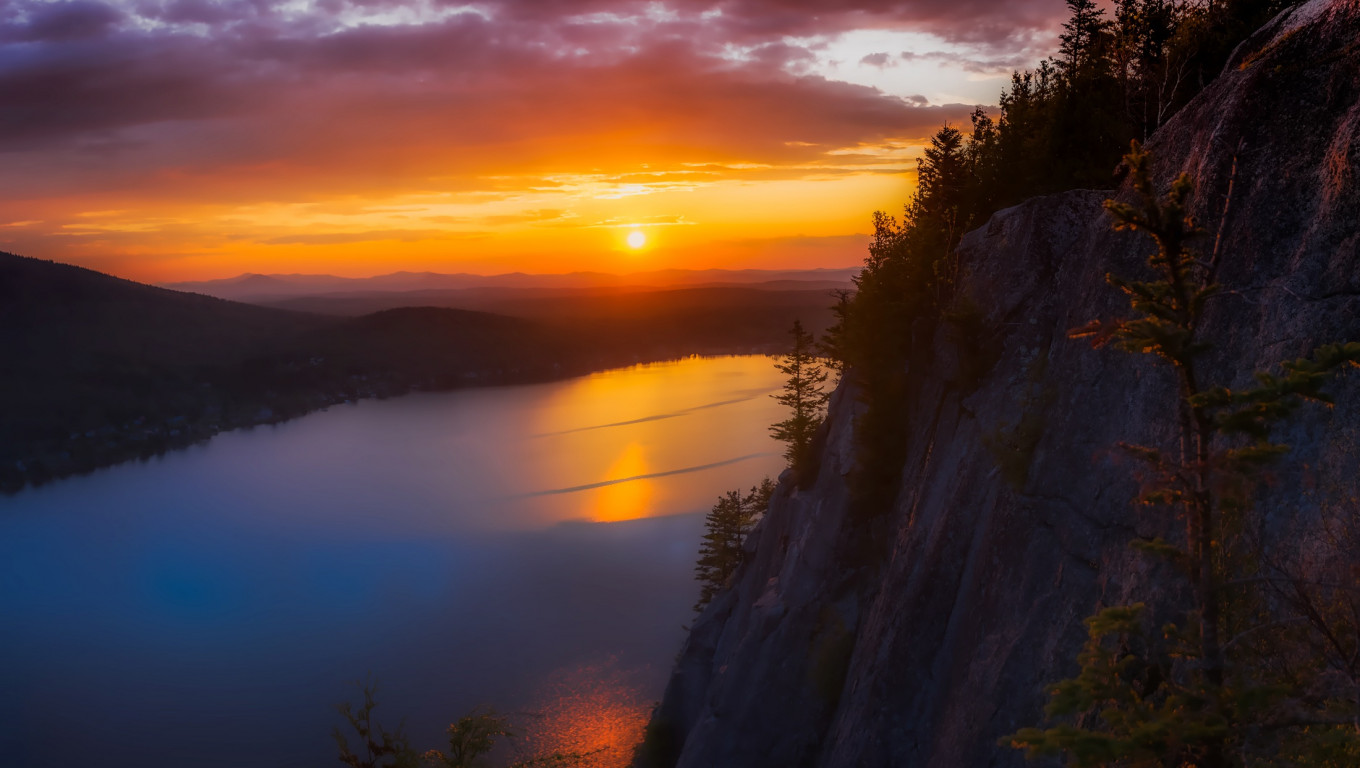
<box><xmin>627</xmin><ymin>231</ymin><xmax>646</xmax><ymax>249</ymax></box>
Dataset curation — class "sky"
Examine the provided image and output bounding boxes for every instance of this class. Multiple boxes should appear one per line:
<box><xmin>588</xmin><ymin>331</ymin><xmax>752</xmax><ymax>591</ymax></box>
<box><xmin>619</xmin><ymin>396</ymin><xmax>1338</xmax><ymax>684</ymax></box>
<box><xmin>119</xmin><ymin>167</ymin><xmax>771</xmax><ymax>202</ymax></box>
<box><xmin>0</xmin><ymin>0</ymin><xmax>1069</xmax><ymax>281</ymax></box>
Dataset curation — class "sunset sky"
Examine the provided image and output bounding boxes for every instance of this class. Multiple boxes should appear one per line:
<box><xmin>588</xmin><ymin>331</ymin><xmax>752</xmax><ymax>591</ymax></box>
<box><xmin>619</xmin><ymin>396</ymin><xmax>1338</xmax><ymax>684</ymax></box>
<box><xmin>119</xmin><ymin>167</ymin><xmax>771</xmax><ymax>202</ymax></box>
<box><xmin>0</xmin><ymin>0</ymin><xmax>1069</xmax><ymax>281</ymax></box>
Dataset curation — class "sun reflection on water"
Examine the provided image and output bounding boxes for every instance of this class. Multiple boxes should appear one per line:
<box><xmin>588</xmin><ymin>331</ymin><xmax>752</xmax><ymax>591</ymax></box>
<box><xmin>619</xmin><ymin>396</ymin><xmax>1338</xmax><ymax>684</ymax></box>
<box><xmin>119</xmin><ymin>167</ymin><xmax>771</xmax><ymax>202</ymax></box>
<box><xmin>523</xmin><ymin>355</ymin><xmax>785</xmax><ymax>528</ymax></box>
<box><xmin>520</xmin><ymin>660</ymin><xmax>654</xmax><ymax>768</ymax></box>
<box><xmin>590</xmin><ymin>443</ymin><xmax>654</xmax><ymax>522</ymax></box>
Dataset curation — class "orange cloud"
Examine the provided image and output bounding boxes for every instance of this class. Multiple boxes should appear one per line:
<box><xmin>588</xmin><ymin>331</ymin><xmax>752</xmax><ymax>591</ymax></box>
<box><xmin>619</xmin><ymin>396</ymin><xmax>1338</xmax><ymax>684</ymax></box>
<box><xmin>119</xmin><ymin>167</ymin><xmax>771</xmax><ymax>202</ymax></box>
<box><xmin>0</xmin><ymin>0</ymin><xmax>1061</xmax><ymax>280</ymax></box>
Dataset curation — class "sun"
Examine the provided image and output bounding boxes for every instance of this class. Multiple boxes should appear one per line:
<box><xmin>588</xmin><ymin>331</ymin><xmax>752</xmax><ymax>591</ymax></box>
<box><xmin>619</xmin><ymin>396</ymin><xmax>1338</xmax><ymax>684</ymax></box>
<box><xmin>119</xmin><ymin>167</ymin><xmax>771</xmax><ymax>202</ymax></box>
<box><xmin>626</xmin><ymin>231</ymin><xmax>646</xmax><ymax>249</ymax></box>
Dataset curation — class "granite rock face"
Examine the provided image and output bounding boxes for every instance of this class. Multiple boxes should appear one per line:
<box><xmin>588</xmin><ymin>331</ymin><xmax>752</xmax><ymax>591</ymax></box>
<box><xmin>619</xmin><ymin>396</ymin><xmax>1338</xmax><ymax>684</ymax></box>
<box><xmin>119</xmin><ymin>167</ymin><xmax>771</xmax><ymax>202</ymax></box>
<box><xmin>640</xmin><ymin>2</ymin><xmax>1360</xmax><ymax>766</ymax></box>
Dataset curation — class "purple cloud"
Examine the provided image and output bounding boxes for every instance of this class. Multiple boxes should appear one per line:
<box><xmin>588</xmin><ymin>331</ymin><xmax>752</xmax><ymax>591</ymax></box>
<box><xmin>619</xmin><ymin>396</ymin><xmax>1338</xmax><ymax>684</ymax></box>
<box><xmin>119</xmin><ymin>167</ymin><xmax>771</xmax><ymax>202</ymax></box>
<box><xmin>0</xmin><ymin>0</ymin><xmax>1059</xmax><ymax>206</ymax></box>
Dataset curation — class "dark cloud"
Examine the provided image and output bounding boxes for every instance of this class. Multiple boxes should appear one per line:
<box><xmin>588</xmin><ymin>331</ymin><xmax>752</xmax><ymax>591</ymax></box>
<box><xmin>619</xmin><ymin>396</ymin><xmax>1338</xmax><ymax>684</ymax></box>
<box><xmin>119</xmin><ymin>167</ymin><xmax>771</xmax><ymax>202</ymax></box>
<box><xmin>899</xmin><ymin>48</ymin><xmax>1035</xmax><ymax>74</ymax></box>
<box><xmin>0</xmin><ymin>0</ymin><xmax>1058</xmax><ymax>206</ymax></box>
<box><xmin>150</xmin><ymin>0</ymin><xmax>259</xmax><ymax>26</ymax></box>
<box><xmin>0</xmin><ymin>36</ymin><xmax>250</xmax><ymax>146</ymax></box>
<box><xmin>653</xmin><ymin>0</ymin><xmax>1065</xmax><ymax>47</ymax></box>
<box><xmin>14</xmin><ymin>1</ymin><xmax>123</xmax><ymax>42</ymax></box>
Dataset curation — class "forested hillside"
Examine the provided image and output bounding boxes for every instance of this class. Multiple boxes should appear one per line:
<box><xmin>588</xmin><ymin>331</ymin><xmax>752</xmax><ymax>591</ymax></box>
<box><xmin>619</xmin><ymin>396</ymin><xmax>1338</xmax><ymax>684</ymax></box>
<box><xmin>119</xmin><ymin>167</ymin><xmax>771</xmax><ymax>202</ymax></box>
<box><xmin>640</xmin><ymin>1</ymin><xmax>1360</xmax><ymax>765</ymax></box>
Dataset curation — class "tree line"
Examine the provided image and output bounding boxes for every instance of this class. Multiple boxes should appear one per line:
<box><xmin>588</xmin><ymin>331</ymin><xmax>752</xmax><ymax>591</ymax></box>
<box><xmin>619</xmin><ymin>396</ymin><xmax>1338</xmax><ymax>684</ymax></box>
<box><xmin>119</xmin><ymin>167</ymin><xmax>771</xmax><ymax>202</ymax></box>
<box><xmin>810</xmin><ymin>0</ymin><xmax>1360</xmax><ymax>763</ymax></box>
<box><xmin>694</xmin><ymin>319</ymin><xmax>834</xmax><ymax>613</ymax></box>
<box><xmin>820</xmin><ymin>0</ymin><xmax>1305</xmax><ymax>520</ymax></box>
<box><xmin>690</xmin><ymin>0</ymin><xmax>1303</xmax><ymax>645</ymax></box>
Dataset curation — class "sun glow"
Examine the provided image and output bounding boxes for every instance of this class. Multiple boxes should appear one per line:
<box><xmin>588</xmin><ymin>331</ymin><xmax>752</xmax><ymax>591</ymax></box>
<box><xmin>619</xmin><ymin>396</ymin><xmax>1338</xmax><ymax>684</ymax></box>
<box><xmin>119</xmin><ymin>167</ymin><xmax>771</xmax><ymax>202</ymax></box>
<box><xmin>592</xmin><ymin>442</ymin><xmax>654</xmax><ymax>522</ymax></box>
<box><xmin>626</xmin><ymin>230</ymin><xmax>646</xmax><ymax>249</ymax></box>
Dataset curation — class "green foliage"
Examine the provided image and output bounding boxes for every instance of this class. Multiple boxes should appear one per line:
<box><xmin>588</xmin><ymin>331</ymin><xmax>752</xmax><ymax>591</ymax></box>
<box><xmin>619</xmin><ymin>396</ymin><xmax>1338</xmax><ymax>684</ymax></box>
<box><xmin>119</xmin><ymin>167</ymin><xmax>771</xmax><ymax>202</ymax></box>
<box><xmin>1058</xmin><ymin>0</ymin><xmax>1114</xmax><ymax>79</ymax></box>
<box><xmin>423</xmin><ymin>708</ymin><xmax>515</xmax><ymax>768</ymax></box>
<box><xmin>1010</xmin><ymin>604</ymin><xmax>1244</xmax><ymax>767</ymax></box>
<box><xmin>694</xmin><ymin>479</ymin><xmax>775</xmax><ymax>612</ymax></box>
<box><xmin>1274</xmin><ymin>725</ymin><xmax>1360</xmax><ymax>768</ymax></box>
<box><xmin>828</xmin><ymin>122</ymin><xmax>982</xmax><ymax>521</ymax></box>
<box><xmin>336</xmin><ymin>688</ymin><xmax>593</xmax><ymax>768</ymax></box>
<box><xmin>335</xmin><ymin>682</ymin><xmax>421</xmax><ymax>768</ymax></box>
<box><xmin>818</xmin><ymin>289</ymin><xmax>853</xmax><ymax>373</ymax></box>
<box><xmin>1010</xmin><ymin>144</ymin><xmax>1360</xmax><ymax>767</ymax></box>
<box><xmin>771</xmin><ymin>321</ymin><xmax>831</xmax><ymax>480</ymax></box>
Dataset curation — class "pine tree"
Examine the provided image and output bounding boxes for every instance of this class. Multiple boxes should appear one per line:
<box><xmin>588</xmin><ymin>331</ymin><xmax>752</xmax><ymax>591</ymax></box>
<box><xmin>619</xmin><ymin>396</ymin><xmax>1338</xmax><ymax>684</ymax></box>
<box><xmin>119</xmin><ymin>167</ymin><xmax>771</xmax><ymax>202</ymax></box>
<box><xmin>745</xmin><ymin>477</ymin><xmax>776</xmax><ymax>515</ymax></box>
<box><xmin>964</xmin><ymin>106</ymin><xmax>1002</xmax><ymax>217</ymax></box>
<box><xmin>693</xmin><ymin>480</ymin><xmax>773</xmax><ymax>611</ymax></box>
<box><xmin>914</xmin><ymin>124</ymin><xmax>968</xmax><ymax>225</ymax></box>
<box><xmin>1057</xmin><ymin>0</ymin><xmax>1113</xmax><ymax>82</ymax></box>
<box><xmin>336</xmin><ymin>690</ymin><xmax>594</xmax><ymax>768</ymax></box>
<box><xmin>693</xmin><ymin>490</ymin><xmax>745</xmax><ymax>611</ymax></box>
<box><xmin>423</xmin><ymin>708</ymin><xmax>515</xmax><ymax>768</ymax></box>
<box><xmin>334</xmin><ymin>683</ymin><xmax>420</xmax><ymax>768</ymax></box>
<box><xmin>1113</xmin><ymin>0</ymin><xmax>1185</xmax><ymax>139</ymax></box>
<box><xmin>818</xmin><ymin>289</ymin><xmax>853</xmax><ymax>373</ymax></box>
<box><xmin>770</xmin><ymin>320</ymin><xmax>831</xmax><ymax>480</ymax></box>
<box><xmin>1008</xmin><ymin>143</ymin><xmax>1360</xmax><ymax>767</ymax></box>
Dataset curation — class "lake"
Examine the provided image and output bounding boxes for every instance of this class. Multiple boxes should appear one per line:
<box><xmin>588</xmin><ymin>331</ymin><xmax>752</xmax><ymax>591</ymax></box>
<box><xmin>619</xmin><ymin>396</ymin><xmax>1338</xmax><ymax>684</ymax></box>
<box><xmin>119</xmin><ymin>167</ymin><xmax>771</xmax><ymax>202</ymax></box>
<box><xmin>0</xmin><ymin>355</ymin><xmax>789</xmax><ymax>768</ymax></box>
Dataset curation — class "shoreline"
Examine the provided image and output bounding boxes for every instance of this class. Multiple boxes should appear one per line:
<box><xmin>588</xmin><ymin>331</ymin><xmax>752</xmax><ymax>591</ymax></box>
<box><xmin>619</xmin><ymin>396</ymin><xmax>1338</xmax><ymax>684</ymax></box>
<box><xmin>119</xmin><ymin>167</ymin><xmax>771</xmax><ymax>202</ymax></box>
<box><xmin>2</xmin><ymin>347</ymin><xmax>779</xmax><ymax>496</ymax></box>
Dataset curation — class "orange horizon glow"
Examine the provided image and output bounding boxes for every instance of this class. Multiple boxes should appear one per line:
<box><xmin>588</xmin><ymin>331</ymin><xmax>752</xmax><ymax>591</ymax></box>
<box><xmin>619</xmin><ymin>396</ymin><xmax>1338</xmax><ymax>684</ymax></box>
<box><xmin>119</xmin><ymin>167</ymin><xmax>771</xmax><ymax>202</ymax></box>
<box><xmin>3</xmin><ymin>156</ymin><xmax>921</xmax><ymax>283</ymax></box>
<box><xmin>0</xmin><ymin>1</ymin><xmax>1067</xmax><ymax>283</ymax></box>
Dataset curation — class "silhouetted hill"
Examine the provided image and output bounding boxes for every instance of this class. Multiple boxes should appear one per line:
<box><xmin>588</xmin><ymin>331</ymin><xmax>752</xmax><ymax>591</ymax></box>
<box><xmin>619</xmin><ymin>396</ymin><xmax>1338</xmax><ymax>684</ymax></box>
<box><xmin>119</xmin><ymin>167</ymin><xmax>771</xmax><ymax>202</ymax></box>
<box><xmin>263</xmin><ymin>282</ymin><xmax>852</xmax><ymax>317</ymax></box>
<box><xmin>302</xmin><ymin>306</ymin><xmax>562</xmax><ymax>384</ymax></box>
<box><xmin>1</xmin><ymin>253</ymin><xmax>840</xmax><ymax>492</ymax></box>
<box><xmin>0</xmin><ymin>253</ymin><xmax>322</xmax><ymax>368</ymax></box>
<box><xmin>0</xmin><ymin>253</ymin><xmax>574</xmax><ymax>491</ymax></box>
<box><xmin>517</xmin><ymin>286</ymin><xmax>840</xmax><ymax>357</ymax></box>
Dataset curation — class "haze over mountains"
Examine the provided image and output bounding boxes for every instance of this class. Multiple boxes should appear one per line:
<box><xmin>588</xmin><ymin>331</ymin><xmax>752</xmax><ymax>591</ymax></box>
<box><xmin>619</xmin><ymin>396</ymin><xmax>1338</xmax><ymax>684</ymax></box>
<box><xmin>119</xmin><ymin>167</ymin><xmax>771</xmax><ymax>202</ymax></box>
<box><xmin>167</xmin><ymin>267</ymin><xmax>858</xmax><ymax>308</ymax></box>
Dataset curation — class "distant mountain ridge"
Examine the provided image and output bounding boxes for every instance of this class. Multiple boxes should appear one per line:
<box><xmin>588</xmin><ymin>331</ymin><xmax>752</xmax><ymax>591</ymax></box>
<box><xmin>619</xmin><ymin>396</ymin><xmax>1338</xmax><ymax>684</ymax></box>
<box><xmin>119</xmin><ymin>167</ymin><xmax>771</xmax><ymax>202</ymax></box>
<box><xmin>2</xmin><ymin>253</ymin><xmax>843</xmax><ymax>493</ymax></box>
<box><xmin>165</xmin><ymin>267</ymin><xmax>859</xmax><ymax>304</ymax></box>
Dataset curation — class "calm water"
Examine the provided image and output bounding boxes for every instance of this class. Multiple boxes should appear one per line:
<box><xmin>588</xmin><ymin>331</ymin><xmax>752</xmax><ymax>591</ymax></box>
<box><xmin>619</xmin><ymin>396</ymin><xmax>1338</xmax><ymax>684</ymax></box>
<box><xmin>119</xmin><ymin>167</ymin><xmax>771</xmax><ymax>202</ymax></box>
<box><xmin>0</xmin><ymin>356</ymin><xmax>788</xmax><ymax>768</ymax></box>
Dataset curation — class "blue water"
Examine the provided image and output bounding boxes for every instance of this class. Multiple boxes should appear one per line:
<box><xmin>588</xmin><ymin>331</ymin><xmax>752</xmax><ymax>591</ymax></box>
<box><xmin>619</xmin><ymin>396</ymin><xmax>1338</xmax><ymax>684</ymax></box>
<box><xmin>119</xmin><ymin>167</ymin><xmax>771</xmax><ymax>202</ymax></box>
<box><xmin>0</xmin><ymin>356</ymin><xmax>788</xmax><ymax>768</ymax></box>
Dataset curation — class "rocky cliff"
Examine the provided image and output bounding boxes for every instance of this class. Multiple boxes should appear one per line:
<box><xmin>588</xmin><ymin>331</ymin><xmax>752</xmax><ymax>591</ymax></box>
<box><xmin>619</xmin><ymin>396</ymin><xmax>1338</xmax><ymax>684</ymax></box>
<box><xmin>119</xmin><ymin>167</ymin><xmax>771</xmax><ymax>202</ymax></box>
<box><xmin>640</xmin><ymin>1</ymin><xmax>1360</xmax><ymax>765</ymax></box>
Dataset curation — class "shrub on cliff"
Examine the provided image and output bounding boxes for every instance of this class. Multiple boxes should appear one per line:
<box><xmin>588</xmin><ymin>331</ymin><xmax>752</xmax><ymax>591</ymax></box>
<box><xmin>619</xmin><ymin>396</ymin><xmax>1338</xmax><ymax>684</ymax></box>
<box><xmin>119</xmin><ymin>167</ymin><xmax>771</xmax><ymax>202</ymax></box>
<box><xmin>771</xmin><ymin>321</ymin><xmax>832</xmax><ymax>482</ymax></box>
<box><xmin>694</xmin><ymin>479</ymin><xmax>776</xmax><ymax>612</ymax></box>
<box><xmin>335</xmin><ymin>684</ymin><xmax>595</xmax><ymax>768</ymax></box>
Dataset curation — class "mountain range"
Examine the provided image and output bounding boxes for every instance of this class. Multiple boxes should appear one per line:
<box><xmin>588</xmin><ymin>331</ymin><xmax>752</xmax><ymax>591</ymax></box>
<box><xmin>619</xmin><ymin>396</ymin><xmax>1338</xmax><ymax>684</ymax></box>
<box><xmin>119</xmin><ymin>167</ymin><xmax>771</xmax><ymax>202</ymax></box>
<box><xmin>165</xmin><ymin>267</ymin><xmax>859</xmax><ymax>307</ymax></box>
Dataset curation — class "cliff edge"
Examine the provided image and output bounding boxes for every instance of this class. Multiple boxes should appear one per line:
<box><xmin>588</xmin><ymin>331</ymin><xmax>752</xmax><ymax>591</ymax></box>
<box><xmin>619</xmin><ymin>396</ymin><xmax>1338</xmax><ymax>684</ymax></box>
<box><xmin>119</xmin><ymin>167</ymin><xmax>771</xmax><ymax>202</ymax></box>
<box><xmin>640</xmin><ymin>1</ymin><xmax>1360</xmax><ymax>765</ymax></box>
